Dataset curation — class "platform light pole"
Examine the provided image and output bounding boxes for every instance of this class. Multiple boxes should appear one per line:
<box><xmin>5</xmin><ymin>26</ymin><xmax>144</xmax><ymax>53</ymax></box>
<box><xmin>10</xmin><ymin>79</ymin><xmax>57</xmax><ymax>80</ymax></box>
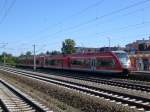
<box><xmin>33</xmin><ymin>44</ymin><xmax>36</xmax><ymax>71</ymax></box>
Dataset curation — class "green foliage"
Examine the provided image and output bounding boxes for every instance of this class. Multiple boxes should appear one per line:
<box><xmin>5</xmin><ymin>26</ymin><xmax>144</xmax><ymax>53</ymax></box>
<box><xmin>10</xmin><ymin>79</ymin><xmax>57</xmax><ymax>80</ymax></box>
<box><xmin>5</xmin><ymin>56</ymin><xmax>17</xmax><ymax>65</ymax></box>
<box><xmin>51</xmin><ymin>50</ymin><xmax>61</xmax><ymax>55</ymax></box>
<box><xmin>61</xmin><ymin>39</ymin><xmax>76</xmax><ymax>54</ymax></box>
<box><xmin>0</xmin><ymin>55</ymin><xmax>3</xmax><ymax>63</ymax></box>
<box><xmin>0</xmin><ymin>53</ymin><xmax>17</xmax><ymax>65</ymax></box>
<box><xmin>43</xmin><ymin>50</ymin><xmax>61</xmax><ymax>55</ymax></box>
<box><xmin>25</xmin><ymin>51</ymin><xmax>32</xmax><ymax>56</ymax></box>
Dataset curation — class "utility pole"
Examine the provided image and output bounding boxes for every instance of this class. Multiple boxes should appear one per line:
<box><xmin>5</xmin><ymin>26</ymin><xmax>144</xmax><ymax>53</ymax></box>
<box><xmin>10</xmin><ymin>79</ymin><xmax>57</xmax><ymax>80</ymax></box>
<box><xmin>0</xmin><ymin>43</ymin><xmax>8</xmax><ymax>65</ymax></box>
<box><xmin>33</xmin><ymin>44</ymin><xmax>36</xmax><ymax>71</ymax></box>
<box><xmin>4</xmin><ymin>51</ymin><xmax>6</xmax><ymax>65</ymax></box>
<box><xmin>106</xmin><ymin>37</ymin><xmax>111</xmax><ymax>51</ymax></box>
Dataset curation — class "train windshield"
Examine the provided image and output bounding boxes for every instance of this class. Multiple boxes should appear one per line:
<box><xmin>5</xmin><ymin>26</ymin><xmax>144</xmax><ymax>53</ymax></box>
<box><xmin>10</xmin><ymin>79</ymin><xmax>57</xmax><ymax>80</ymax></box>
<box><xmin>115</xmin><ymin>52</ymin><xmax>129</xmax><ymax>65</ymax></box>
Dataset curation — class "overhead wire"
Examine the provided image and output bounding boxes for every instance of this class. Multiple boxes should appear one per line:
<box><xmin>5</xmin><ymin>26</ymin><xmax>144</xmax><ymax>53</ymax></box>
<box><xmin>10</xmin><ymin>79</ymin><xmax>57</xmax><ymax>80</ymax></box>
<box><xmin>17</xmin><ymin>0</ymin><xmax>150</xmax><ymax>44</ymax></box>
<box><xmin>63</xmin><ymin>6</ymin><xmax>150</xmax><ymax>35</ymax></box>
<box><xmin>39</xmin><ymin>0</ymin><xmax>150</xmax><ymax>40</ymax></box>
<box><xmin>97</xmin><ymin>21</ymin><xmax>150</xmax><ymax>36</ymax></box>
<box><xmin>32</xmin><ymin>1</ymin><xmax>149</xmax><ymax>51</ymax></box>
<box><xmin>0</xmin><ymin>0</ymin><xmax>16</xmax><ymax>24</ymax></box>
<box><xmin>0</xmin><ymin>0</ymin><xmax>7</xmax><ymax>15</ymax></box>
<box><xmin>64</xmin><ymin>0</ymin><xmax>150</xmax><ymax>31</ymax></box>
<box><xmin>6</xmin><ymin>0</ymin><xmax>150</xmax><ymax>54</ymax></box>
<box><xmin>27</xmin><ymin>0</ymin><xmax>105</xmax><ymax>39</ymax></box>
<box><xmin>10</xmin><ymin>0</ymin><xmax>105</xmax><ymax>49</ymax></box>
<box><xmin>63</xmin><ymin>0</ymin><xmax>105</xmax><ymax>20</ymax></box>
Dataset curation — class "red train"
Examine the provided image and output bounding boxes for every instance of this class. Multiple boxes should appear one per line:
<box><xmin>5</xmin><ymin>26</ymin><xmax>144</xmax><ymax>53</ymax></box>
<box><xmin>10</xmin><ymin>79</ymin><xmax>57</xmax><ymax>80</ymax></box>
<box><xmin>17</xmin><ymin>51</ymin><xmax>131</xmax><ymax>75</ymax></box>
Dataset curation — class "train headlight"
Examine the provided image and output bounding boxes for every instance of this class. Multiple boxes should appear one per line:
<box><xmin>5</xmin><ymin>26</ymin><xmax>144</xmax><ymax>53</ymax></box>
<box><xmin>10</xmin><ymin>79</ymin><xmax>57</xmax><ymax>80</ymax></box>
<box><xmin>122</xmin><ymin>60</ymin><xmax>130</xmax><ymax>68</ymax></box>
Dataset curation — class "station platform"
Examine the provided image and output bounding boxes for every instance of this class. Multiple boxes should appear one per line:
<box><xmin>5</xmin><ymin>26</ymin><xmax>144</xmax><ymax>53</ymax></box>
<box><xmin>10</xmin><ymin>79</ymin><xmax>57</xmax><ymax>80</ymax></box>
<box><xmin>133</xmin><ymin>71</ymin><xmax>150</xmax><ymax>73</ymax></box>
<box><xmin>130</xmin><ymin>71</ymin><xmax>150</xmax><ymax>80</ymax></box>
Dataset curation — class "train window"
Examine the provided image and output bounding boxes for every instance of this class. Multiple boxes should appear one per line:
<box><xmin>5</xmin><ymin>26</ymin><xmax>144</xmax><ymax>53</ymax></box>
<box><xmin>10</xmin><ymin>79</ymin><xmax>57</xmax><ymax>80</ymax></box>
<box><xmin>50</xmin><ymin>60</ymin><xmax>55</xmax><ymax>65</ymax></box>
<box><xmin>115</xmin><ymin>52</ymin><xmax>129</xmax><ymax>65</ymax></box>
<box><xmin>56</xmin><ymin>60</ymin><xmax>63</xmax><ymax>65</ymax></box>
<box><xmin>45</xmin><ymin>60</ymin><xmax>48</xmax><ymax>65</ymax></box>
<box><xmin>83</xmin><ymin>59</ymin><xmax>90</xmax><ymax>66</ymax></box>
<box><xmin>71</xmin><ymin>59</ymin><xmax>90</xmax><ymax>66</ymax></box>
<box><xmin>96</xmin><ymin>59</ymin><xmax>115</xmax><ymax>67</ymax></box>
<box><xmin>31</xmin><ymin>60</ymin><xmax>34</xmax><ymax>64</ymax></box>
<box><xmin>45</xmin><ymin>59</ymin><xmax>63</xmax><ymax>65</ymax></box>
<box><xmin>71</xmin><ymin>60</ymin><xmax>82</xmax><ymax>65</ymax></box>
<box><xmin>36</xmin><ymin>60</ymin><xmax>39</xmax><ymax>65</ymax></box>
<box><xmin>46</xmin><ymin>60</ymin><xmax>55</xmax><ymax>65</ymax></box>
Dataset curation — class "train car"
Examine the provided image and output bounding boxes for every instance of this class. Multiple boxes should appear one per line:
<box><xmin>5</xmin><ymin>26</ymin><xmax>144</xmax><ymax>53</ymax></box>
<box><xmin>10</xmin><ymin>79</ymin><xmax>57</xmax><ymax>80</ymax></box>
<box><xmin>68</xmin><ymin>51</ymin><xmax>130</xmax><ymax>75</ymax></box>
<box><xmin>69</xmin><ymin>53</ymin><xmax>94</xmax><ymax>71</ymax></box>
<box><xmin>112</xmin><ymin>51</ymin><xmax>131</xmax><ymax>75</ymax></box>
<box><xmin>16</xmin><ymin>50</ymin><xmax>131</xmax><ymax>75</ymax></box>
<box><xmin>17</xmin><ymin>56</ymin><xmax>44</xmax><ymax>68</ymax></box>
<box><xmin>43</xmin><ymin>55</ymin><xmax>69</xmax><ymax>69</ymax></box>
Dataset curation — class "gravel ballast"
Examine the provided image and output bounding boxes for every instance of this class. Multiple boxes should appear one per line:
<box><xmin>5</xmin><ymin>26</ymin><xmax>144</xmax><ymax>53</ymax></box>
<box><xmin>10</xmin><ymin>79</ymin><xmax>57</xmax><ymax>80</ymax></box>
<box><xmin>0</xmin><ymin>70</ymin><xmax>145</xmax><ymax>112</ymax></box>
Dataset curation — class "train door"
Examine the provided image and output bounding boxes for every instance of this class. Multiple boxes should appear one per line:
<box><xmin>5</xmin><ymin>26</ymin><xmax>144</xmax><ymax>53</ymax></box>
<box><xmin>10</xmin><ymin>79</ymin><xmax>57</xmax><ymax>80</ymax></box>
<box><xmin>41</xmin><ymin>57</ymin><xmax>45</xmax><ymax>68</ymax></box>
<box><xmin>91</xmin><ymin>57</ymin><xmax>96</xmax><ymax>71</ymax></box>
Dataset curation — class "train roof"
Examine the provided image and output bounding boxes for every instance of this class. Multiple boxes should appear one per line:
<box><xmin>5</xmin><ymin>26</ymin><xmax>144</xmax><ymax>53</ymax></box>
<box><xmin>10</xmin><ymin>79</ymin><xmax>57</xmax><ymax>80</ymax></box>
<box><xmin>18</xmin><ymin>51</ymin><xmax>127</xmax><ymax>60</ymax></box>
<box><xmin>18</xmin><ymin>55</ymin><xmax>44</xmax><ymax>60</ymax></box>
<box><xmin>112</xmin><ymin>50</ymin><xmax>127</xmax><ymax>53</ymax></box>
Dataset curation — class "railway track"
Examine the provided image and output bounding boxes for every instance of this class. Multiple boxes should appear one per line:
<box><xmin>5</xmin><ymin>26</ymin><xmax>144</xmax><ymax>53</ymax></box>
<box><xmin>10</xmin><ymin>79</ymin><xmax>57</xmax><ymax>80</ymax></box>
<box><xmin>42</xmin><ymin>70</ymin><xmax>150</xmax><ymax>92</ymax></box>
<box><xmin>0</xmin><ymin>66</ymin><xmax>150</xmax><ymax>111</ymax></box>
<box><xmin>60</xmin><ymin>72</ymin><xmax>150</xmax><ymax>92</ymax></box>
<box><xmin>0</xmin><ymin>98</ymin><xmax>9</xmax><ymax>112</ymax></box>
<box><xmin>0</xmin><ymin>79</ymin><xmax>51</xmax><ymax>112</ymax></box>
<box><xmin>4</xmin><ymin>66</ymin><xmax>150</xmax><ymax>93</ymax></box>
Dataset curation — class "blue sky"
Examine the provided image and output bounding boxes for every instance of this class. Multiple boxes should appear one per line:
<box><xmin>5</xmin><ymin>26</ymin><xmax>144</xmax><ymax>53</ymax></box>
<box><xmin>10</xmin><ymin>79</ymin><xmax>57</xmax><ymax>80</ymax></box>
<box><xmin>0</xmin><ymin>0</ymin><xmax>150</xmax><ymax>55</ymax></box>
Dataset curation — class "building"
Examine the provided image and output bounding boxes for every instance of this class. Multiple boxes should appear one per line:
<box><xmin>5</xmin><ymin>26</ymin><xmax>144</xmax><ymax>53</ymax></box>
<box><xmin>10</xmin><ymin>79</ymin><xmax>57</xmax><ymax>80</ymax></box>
<box><xmin>75</xmin><ymin>47</ymin><xmax>123</xmax><ymax>53</ymax></box>
<box><xmin>126</xmin><ymin>37</ymin><xmax>150</xmax><ymax>53</ymax></box>
<box><xmin>126</xmin><ymin>37</ymin><xmax>150</xmax><ymax>71</ymax></box>
<box><xmin>75</xmin><ymin>47</ymin><xmax>100</xmax><ymax>53</ymax></box>
<box><xmin>129</xmin><ymin>52</ymin><xmax>150</xmax><ymax>71</ymax></box>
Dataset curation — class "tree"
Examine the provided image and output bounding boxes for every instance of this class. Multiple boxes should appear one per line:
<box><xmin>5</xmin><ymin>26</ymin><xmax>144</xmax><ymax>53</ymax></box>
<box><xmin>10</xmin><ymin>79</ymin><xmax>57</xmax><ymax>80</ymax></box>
<box><xmin>46</xmin><ymin>51</ymin><xmax>51</xmax><ymax>55</ymax></box>
<box><xmin>19</xmin><ymin>53</ymin><xmax>25</xmax><ymax>57</ymax></box>
<box><xmin>39</xmin><ymin>52</ymin><xmax>45</xmax><ymax>56</ymax></box>
<box><xmin>0</xmin><ymin>52</ymin><xmax>17</xmax><ymax>65</ymax></box>
<box><xmin>25</xmin><ymin>51</ymin><xmax>32</xmax><ymax>56</ymax></box>
<box><xmin>138</xmin><ymin>43</ymin><xmax>145</xmax><ymax>51</ymax></box>
<box><xmin>61</xmin><ymin>39</ymin><xmax>76</xmax><ymax>54</ymax></box>
<box><xmin>51</xmin><ymin>50</ymin><xmax>61</xmax><ymax>55</ymax></box>
<box><xmin>0</xmin><ymin>55</ymin><xmax>3</xmax><ymax>63</ymax></box>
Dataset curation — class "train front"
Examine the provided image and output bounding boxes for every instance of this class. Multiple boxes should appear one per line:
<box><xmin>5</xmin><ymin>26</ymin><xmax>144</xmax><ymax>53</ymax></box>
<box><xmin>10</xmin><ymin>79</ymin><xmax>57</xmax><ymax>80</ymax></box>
<box><xmin>113</xmin><ymin>51</ymin><xmax>131</xmax><ymax>75</ymax></box>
